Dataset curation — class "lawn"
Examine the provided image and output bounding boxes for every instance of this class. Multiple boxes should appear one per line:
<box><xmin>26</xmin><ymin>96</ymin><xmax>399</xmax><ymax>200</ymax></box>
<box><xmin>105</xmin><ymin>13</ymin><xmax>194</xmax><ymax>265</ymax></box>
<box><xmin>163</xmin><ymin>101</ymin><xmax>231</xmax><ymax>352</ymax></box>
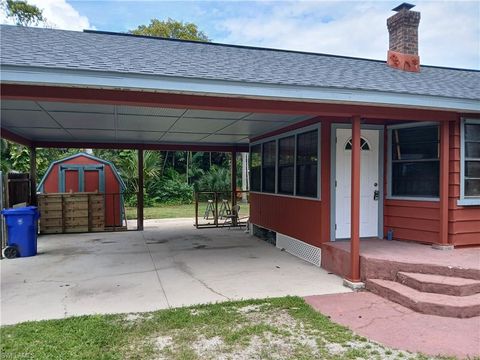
<box><xmin>126</xmin><ymin>202</ymin><xmax>250</xmax><ymax>221</ymax></box>
<box><xmin>0</xmin><ymin>296</ymin><xmax>455</xmax><ymax>360</ymax></box>
<box><xmin>126</xmin><ymin>204</ymin><xmax>196</xmax><ymax>220</ymax></box>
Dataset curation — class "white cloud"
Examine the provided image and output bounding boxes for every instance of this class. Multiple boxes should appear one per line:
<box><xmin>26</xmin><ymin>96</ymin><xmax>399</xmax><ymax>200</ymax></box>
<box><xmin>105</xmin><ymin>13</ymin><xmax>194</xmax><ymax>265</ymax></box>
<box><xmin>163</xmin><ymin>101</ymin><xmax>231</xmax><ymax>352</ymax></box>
<box><xmin>0</xmin><ymin>0</ymin><xmax>92</xmax><ymax>31</ymax></box>
<box><xmin>217</xmin><ymin>1</ymin><xmax>480</xmax><ymax>69</ymax></box>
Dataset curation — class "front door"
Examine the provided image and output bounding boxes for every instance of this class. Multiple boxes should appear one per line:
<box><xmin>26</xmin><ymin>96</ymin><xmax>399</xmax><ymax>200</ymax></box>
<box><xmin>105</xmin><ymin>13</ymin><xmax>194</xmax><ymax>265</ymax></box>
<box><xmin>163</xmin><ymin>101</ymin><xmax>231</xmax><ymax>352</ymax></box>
<box><xmin>335</xmin><ymin>128</ymin><xmax>380</xmax><ymax>239</ymax></box>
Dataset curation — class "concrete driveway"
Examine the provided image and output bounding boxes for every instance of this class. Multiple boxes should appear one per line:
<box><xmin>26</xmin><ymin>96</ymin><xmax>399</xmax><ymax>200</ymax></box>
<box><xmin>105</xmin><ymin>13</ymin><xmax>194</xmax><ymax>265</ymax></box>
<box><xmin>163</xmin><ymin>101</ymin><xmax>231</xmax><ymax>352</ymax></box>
<box><xmin>1</xmin><ymin>219</ymin><xmax>349</xmax><ymax>325</ymax></box>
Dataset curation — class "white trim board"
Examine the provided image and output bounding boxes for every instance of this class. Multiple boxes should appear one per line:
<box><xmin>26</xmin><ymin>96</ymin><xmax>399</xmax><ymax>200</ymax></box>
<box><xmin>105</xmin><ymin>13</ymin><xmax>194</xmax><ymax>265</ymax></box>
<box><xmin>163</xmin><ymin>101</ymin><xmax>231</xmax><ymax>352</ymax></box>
<box><xmin>2</xmin><ymin>65</ymin><xmax>480</xmax><ymax>113</ymax></box>
<box><xmin>458</xmin><ymin>118</ymin><xmax>480</xmax><ymax>206</ymax></box>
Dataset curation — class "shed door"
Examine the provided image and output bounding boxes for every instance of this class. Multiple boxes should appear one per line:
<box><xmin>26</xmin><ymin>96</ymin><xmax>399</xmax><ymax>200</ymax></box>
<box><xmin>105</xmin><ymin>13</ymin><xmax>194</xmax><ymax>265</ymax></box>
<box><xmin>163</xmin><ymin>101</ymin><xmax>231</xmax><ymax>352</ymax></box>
<box><xmin>64</xmin><ymin>170</ymin><xmax>79</xmax><ymax>192</ymax></box>
<box><xmin>59</xmin><ymin>165</ymin><xmax>104</xmax><ymax>193</ymax></box>
<box><xmin>335</xmin><ymin>129</ymin><xmax>380</xmax><ymax>239</ymax></box>
<box><xmin>84</xmin><ymin>170</ymin><xmax>100</xmax><ymax>192</ymax></box>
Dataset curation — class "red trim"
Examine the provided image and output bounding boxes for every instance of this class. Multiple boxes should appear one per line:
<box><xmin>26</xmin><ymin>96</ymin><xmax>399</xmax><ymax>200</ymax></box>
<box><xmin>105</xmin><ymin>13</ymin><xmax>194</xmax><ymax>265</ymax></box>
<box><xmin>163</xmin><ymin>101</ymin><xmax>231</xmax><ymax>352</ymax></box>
<box><xmin>349</xmin><ymin>116</ymin><xmax>361</xmax><ymax>282</ymax></box>
<box><xmin>31</xmin><ymin>140</ymin><xmax>249</xmax><ymax>152</ymax></box>
<box><xmin>320</xmin><ymin>121</ymin><xmax>332</xmax><ymax>243</ymax></box>
<box><xmin>0</xmin><ymin>128</ymin><xmax>32</xmax><ymax>146</ymax></box>
<box><xmin>439</xmin><ymin>121</ymin><xmax>450</xmax><ymax>244</ymax></box>
<box><xmin>1</xmin><ymin>84</ymin><xmax>459</xmax><ymax>122</ymax></box>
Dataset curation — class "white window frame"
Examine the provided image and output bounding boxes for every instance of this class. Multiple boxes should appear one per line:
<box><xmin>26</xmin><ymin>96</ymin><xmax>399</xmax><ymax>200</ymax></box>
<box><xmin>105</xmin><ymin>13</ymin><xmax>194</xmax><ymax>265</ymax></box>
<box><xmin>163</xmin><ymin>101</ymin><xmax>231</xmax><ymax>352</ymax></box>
<box><xmin>458</xmin><ymin>118</ymin><xmax>480</xmax><ymax>206</ymax></box>
<box><xmin>249</xmin><ymin>123</ymin><xmax>321</xmax><ymax>201</ymax></box>
<box><xmin>387</xmin><ymin>122</ymin><xmax>440</xmax><ymax>201</ymax></box>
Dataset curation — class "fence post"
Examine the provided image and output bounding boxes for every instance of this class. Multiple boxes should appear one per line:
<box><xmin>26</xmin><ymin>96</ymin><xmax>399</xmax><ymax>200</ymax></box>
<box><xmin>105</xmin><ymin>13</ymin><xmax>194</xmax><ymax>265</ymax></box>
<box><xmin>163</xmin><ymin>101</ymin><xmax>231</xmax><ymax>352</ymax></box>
<box><xmin>231</xmin><ymin>151</ymin><xmax>237</xmax><ymax>226</ymax></box>
<box><xmin>29</xmin><ymin>146</ymin><xmax>37</xmax><ymax>206</ymax></box>
<box><xmin>214</xmin><ymin>192</ymin><xmax>218</xmax><ymax>228</ymax></box>
<box><xmin>137</xmin><ymin>149</ymin><xmax>144</xmax><ymax>231</ymax></box>
<box><xmin>195</xmin><ymin>192</ymin><xmax>199</xmax><ymax>229</ymax></box>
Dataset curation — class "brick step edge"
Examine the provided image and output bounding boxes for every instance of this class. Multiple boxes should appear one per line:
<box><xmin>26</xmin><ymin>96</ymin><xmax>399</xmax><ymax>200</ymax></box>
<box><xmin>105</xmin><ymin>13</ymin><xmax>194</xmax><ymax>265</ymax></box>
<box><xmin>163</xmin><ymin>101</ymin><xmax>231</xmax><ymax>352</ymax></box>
<box><xmin>366</xmin><ymin>279</ymin><xmax>480</xmax><ymax>318</ymax></box>
<box><xmin>361</xmin><ymin>258</ymin><xmax>480</xmax><ymax>281</ymax></box>
<box><xmin>396</xmin><ymin>272</ymin><xmax>480</xmax><ymax>297</ymax></box>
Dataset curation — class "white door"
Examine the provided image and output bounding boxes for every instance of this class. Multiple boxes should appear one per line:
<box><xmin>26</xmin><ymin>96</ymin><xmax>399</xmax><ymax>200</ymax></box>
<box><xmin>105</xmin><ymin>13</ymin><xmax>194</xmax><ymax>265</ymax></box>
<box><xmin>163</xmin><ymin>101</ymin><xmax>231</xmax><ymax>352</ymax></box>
<box><xmin>335</xmin><ymin>128</ymin><xmax>379</xmax><ymax>239</ymax></box>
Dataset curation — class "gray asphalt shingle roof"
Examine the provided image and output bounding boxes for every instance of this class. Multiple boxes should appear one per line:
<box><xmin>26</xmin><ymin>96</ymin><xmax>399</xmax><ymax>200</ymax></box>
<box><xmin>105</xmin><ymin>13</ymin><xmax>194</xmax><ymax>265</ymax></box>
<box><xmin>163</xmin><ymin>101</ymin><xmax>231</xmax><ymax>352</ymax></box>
<box><xmin>1</xmin><ymin>25</ymin><xmax>479</xmax><ymax>101</ymax></box>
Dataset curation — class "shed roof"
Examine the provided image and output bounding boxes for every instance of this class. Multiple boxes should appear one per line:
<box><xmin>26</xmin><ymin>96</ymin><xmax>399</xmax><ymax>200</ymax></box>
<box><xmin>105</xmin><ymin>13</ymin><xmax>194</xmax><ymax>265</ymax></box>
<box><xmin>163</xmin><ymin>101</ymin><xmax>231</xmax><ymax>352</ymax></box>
<box><xmin>1</xmin><ymin>25</ymin><xmax>479</xmax><ymax>101</ymax></box>
<box><xmin>37</xmin><ymin>152</ymin><xmax>126</xmax><ymax>192</ymax></box>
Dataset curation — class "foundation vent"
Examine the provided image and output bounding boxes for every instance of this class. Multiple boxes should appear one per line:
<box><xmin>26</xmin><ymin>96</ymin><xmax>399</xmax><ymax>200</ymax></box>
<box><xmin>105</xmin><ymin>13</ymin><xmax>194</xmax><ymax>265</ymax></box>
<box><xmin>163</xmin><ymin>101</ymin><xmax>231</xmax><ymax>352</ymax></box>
<box><xmin>276</xmin><ymin>233</ymin><xmax>321</xmax><ymax>267</ymax></box>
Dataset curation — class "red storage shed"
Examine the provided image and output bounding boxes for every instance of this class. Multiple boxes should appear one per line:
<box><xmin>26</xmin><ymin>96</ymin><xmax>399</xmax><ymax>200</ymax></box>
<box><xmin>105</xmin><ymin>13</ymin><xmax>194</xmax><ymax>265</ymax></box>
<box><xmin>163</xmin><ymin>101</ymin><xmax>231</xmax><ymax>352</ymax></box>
<box><xmin>37</xmin><ymin>153</ymin><xmax>126</xmax><ymax>227</ymax></box>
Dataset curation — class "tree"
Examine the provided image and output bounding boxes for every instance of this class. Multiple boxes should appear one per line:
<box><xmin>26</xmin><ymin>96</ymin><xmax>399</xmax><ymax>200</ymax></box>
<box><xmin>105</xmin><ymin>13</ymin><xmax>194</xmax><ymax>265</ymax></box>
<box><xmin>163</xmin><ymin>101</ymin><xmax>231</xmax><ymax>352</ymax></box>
<box><xmin>114</xmin><ymin>150</ymin><xmax>163</xmax><ymax>203</ymax></box>
<box><xmin>130</xmin><ymin>18</ymin><xmax>209</xmax><ymax>42</ymax></box>
<box><xmin>2</xmin><ymin>0</ymin><xmax>45</xmax><ymax>26</ymax></box>
<box><xmin>0</xmin><ymin>140</ymin><xmax>78</xmax><ymax>181</ymax></box>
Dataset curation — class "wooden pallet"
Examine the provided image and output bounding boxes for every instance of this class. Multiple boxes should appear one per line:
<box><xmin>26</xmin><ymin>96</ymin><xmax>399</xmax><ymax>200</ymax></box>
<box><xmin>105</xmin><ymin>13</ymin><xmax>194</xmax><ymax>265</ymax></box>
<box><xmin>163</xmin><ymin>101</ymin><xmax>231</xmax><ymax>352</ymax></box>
<box><xmin>38</xmin><ymin>192</ymin><xmax>106</xmax><ymax>234</ymax></box>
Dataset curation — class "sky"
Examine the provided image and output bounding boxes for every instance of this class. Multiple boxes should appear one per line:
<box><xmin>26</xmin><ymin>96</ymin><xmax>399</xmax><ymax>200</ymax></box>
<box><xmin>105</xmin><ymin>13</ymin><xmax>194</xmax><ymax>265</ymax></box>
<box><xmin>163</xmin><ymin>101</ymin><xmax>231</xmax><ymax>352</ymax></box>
<box><xmin>1</xmin><ymin>0</ymin><xmax>479</xmax><ymax>69</ymax></box>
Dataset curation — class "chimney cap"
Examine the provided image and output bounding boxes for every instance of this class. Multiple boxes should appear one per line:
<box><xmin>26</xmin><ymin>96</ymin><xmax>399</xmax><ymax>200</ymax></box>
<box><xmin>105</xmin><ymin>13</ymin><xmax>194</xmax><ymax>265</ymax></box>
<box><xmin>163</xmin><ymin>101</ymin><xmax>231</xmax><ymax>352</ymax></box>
<box><xmin>392</xmin><ymin>3</ymin><xmax>416</xmax><ymax>12</ymax></box>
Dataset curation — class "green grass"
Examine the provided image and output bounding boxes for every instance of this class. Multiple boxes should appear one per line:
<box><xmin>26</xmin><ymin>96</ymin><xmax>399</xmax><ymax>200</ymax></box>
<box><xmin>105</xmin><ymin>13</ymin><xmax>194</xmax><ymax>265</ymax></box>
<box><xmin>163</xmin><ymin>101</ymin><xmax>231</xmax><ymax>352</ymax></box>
<box><xmin>126</xmin><ymin>204</ymin><xmax>196</xmax><ymax>220</ymax></box>
<box><xmin>126</xmin><ymin>202</ymin><xmax>250</xmax><ymax>220</ymax></box>
<box><xmin>0</xmin><ymin>297</ymin><xmax>458</xmax><ymax>360</ymax></box>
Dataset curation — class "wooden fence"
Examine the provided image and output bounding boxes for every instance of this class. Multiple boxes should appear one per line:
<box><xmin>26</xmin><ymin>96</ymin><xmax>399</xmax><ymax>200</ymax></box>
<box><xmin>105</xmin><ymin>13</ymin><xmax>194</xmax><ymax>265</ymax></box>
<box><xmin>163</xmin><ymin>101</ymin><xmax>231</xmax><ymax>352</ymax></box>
<box><xmin>38</xmin><ymin>193</ymin><xmax>105</xmax><ymax>234</ymax></box>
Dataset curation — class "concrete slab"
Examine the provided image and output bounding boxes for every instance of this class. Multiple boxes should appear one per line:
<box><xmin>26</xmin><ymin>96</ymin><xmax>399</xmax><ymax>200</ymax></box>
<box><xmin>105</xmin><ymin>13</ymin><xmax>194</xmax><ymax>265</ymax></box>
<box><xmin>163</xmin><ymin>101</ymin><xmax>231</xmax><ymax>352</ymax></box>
<box><xmin>1</xmin><ymin>219</ymin><xmax>350</xmax><ymax>325</ymax></box>
<box><xmin>305</xmin><ymin>292</ymin><xmax>480</xmax><ymax>359</ymax></box>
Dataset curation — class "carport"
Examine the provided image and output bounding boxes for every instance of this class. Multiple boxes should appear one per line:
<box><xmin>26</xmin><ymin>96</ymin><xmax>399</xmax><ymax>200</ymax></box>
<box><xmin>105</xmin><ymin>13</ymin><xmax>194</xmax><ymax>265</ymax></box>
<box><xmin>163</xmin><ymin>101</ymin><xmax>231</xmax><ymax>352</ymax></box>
<box><xmin>1</xmin><ymin>89</ymin><xmax>315</xmax><ymax>230</ymax></box>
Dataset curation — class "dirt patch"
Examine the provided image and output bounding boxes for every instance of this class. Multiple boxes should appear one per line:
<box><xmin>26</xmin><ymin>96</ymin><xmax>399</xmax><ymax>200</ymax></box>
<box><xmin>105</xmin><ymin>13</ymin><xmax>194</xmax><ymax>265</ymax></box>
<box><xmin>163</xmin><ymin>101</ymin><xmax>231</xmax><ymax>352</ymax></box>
<box><xmin>155</xmin><ymin>336</ymin><xmax>173</xmax><ymax>351</ymax></box>
<box><xmin>151</xmin><ymin>304</ymin><xmax>435</xmax><ymax>360</ymax></box>
<box><xmin>236</xmin><ymin>304</ymin><xmax>263</xmax><ymax>314</ymax></box>
<box><xmin>192</xmin><ymin>336</ymin><xmax>224</xmax><ymax>357</ymax></box>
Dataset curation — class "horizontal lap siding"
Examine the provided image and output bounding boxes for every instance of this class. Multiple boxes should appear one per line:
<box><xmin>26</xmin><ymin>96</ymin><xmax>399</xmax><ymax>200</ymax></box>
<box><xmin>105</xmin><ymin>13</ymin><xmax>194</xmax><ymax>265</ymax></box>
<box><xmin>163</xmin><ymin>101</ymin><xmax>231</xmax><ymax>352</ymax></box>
<box><xmin>448</xmin><ymin>120</ymin><xmax>480</xmax><ymax>246</ymax></box>
<box><xmin>250</xmin><ymin>193</ymin><xmax>323</xmax><ymax>247</ymax></box>
<box><xmin>384</xmin><ymin>199</ymin><xmax>440</xmax><ymax>244</ymax></box>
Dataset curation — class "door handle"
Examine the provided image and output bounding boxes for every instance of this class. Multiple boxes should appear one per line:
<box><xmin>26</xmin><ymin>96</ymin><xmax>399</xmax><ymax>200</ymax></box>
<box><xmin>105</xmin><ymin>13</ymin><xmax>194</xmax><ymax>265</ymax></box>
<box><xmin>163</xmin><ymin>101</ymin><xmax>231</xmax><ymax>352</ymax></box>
<box><xmin>373</xmin><ymin>190</ymin><xmax>379</xmax><ymax>201</ymax></box>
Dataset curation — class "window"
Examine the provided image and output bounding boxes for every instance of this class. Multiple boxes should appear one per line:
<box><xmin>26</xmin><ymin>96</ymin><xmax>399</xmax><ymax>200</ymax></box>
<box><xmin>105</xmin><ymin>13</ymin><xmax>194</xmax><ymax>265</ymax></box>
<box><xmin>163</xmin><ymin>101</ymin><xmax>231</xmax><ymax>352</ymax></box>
<box><xmin>390</xmin><ymin>125</ymin><xmax>439</xmax><ymax>198</ymax></box>
<box><xmin>249</xmin><ymin>125</ymin><xmax>320</xmax><ymax>198</ymax></box>
<box><xmin>262</xmin><ymin>141</ymin><xmax>276</xmax><ymax>193</ymax></box>
<box><xmin>296</xmin><ymin>130</ymin><xmax>318</xmax><ymax>197</ymax></box>
<box><xmin>250</xmin><ymin>144</ymin><xmax>261</xmax><ymax>192</ymax></box>
<box><xmin>461</xmin><ymin>119</ymin><xmax>480</xmax><ymax>201</ymax></box>
<box><xmin>345</xmin><ymin>137</ymin><xmax>370</xmax><ymax>151</ymax></box>
<box><xmin>278</xmin><ymin>136</ymin><xmax>295</xmax><ymax>194</ymax></box>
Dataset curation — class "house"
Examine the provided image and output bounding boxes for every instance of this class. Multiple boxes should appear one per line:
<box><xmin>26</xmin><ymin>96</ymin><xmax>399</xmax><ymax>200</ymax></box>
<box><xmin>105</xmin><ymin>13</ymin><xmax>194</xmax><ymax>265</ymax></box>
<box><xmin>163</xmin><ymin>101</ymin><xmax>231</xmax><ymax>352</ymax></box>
<box><xmin>37</xmin><ymin>152</ymin><xmax>126</xmax><ymax>228</ymax></box>
<box><xmin>0</xmin><ymin>3</ymin><xmax>479</xmax><ymax>289</ymax></box>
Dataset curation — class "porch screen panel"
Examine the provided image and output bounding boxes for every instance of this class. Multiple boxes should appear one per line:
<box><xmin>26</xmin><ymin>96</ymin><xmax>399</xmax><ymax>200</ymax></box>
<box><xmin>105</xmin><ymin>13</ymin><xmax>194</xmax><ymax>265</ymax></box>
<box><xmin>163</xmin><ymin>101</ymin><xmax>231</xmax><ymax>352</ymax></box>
<box><xmin>278</xmin><ymin>136</ymin><xmax>295</xmax><ymax>195</ymax></box>
<box><xmin>464</xmin><ymin>122</ymin><xmax>480</xmax><ymax>197</ymax></box>
<box><xmin>250</xmin><ymin>144</ymin><xmax>261</xmax><ymax>192</ymax></box>
<box><xmin>391</xmin><ymin>125</ymin><xmax>439</xmax><ymax>197</ymax></box>
<box><xmin>262</xmin><ymin>141</ymin><xmax>276</xmax><ymax>193</ymax></box>
<box><xmin>296</xmin><ymin>130</ymin><xmax>318</xmax><ymax>197</ymax></box>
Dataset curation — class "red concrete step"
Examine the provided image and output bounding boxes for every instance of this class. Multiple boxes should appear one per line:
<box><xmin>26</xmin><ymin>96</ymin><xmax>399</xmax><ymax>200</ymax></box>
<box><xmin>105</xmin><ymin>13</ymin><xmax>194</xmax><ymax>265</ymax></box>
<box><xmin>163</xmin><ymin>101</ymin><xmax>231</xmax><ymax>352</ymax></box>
<box><xmin>362</xmin><ymin>258</ymin><xmax>480</xmax><ymax>281</ymax></box>
<box><xmin>366</xmin><ymin>279</ymin><xmax>480</xmax><ymax>318</ymax></box>
<box><xmin>396</xmin><ymin>272</ymin><xmax>480</xmax><ymax>296</ymax></box>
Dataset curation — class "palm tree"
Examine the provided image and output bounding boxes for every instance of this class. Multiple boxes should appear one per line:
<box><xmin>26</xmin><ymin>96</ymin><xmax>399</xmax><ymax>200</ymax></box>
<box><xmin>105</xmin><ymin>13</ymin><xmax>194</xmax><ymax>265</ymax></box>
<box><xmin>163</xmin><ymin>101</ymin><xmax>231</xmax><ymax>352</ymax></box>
<box><xmin>117</xmin><ymin>150</ymin><xmax>162</xmax><ymax>195</ymax></box>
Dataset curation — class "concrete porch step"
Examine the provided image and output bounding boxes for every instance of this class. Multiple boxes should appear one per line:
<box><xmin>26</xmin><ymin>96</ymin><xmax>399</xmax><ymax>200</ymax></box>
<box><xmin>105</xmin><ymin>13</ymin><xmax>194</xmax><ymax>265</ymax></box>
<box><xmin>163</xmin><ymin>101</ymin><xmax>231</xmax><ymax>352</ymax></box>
<box><xmin>366</xmin><ymin>279</ymin><xmax>480</xmax><ymax>318</ymax></box>
<box><xmin>396</xmin><ymin>272</ymin><xmax>480</xmax><ymax>297</ymax></box>
<box><xmin>362</xmin><ymin>258</ymin><xmax>480</xmax><ymax>281</ymax></box>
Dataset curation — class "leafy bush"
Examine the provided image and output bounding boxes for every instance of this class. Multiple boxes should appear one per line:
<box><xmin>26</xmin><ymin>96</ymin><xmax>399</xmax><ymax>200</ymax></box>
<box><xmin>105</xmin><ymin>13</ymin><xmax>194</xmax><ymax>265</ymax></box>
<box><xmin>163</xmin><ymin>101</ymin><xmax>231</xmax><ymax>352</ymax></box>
<box><xmin>153</xmin><ymin>169</ymin><xmax>193</xmax><ymax>205</ymax></box>
<box><xmin>196</xmin><ymin>165</ymin><xmax>230</xmax><ymax>192</ymax></box>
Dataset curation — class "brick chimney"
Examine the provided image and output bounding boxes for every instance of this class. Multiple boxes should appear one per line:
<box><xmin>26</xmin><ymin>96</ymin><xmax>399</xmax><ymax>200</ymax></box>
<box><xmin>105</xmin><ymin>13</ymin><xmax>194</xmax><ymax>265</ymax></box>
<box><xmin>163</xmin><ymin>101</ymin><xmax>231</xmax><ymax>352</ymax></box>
<box><xmin>387</xmin><ymin>3</ymin><xmax>421</xmax><ymax>72</ymax></box>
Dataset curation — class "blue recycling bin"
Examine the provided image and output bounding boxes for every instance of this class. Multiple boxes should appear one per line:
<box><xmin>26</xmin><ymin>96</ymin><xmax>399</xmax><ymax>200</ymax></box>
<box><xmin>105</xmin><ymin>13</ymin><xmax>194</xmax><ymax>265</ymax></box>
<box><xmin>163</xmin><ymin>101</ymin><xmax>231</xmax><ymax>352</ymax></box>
<box><xmin>1</xmin><ymin>206</ymin><xmax>40</xmax><ymax>257</ymax></box>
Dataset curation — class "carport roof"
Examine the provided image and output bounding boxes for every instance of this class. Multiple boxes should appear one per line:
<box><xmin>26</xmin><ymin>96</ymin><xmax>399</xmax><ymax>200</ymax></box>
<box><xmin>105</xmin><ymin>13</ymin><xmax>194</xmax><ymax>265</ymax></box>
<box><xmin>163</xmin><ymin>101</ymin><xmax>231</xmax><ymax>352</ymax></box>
<box><xmin>1</xmin><ymin>25</ymin><xmax>479</xmax><ymax>101</ymax></box>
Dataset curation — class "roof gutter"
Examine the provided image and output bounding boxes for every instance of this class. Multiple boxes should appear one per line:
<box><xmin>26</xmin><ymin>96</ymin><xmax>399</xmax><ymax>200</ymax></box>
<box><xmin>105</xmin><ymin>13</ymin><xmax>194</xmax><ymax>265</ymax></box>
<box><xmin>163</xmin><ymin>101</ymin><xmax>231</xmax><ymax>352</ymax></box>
<box><xmin>1</xmin><ymin>65</ymin><xmax>479</xmax><ymax>113</ymax></box>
